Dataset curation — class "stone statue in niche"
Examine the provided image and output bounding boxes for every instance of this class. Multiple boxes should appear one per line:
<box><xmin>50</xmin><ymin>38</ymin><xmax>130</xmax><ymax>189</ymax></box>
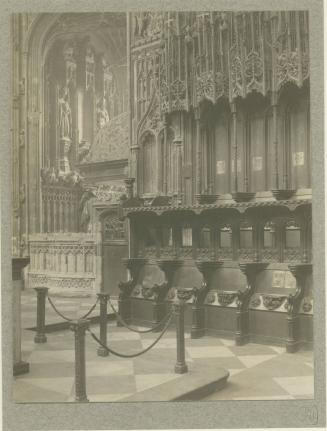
<box><xmin>97</xmin><ymin>96</ymin><xmax>110</xmax><ymax>129</ymax></box>
<box><xmin>79</xmin><ymin>189</ymin><xmax>97</xmax><ymax>233</ymax></box>
<box><xmin>78</xmin><ymin>140</ymin><xmax>91</xmax><ymax>163</ymax></box>
<box><xmin>134</xmin><ymin>13</ymin><xmax>150</xmax><ymax>38</ymax></box>
<box><xmin>85</xmin><ymin>44</ymin><xmax>95</xmax><ymax>91</ymax></box>
<box><xmin>58</xmin><ymin>86</ymin><xmax>72</xmax><ymax>139</ymax></box>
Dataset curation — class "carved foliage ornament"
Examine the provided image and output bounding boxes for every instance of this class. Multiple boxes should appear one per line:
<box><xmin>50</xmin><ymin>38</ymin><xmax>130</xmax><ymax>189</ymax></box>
<box><xmin>196</xmin><ymin>71</ymin><xmax>226</xmax><ymax>104</ymax></box>
<box><xmin>244</xmin><ymin>51</ymin><xmax>264</xmax><ymax>93</ymax></box>
<box><xmin>217</xmin><ymin>292</ymin><xmax>237</xmax><ymax>306</ymax></box>
<box><xmin>262</xmin><ymin>295</ymin><xmax>287</xmax><ymax>311</ymax></box>
<box><xmin>276</xmin><ymin>51</ymin><xmax>309</xmax><ymax>90</ymax></box>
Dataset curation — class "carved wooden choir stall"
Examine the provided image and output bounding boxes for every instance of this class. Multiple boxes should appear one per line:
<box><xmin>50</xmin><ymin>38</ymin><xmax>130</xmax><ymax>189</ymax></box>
<box><xmin>120</xmin><ymin>11</ymin><xmax>312</xmax><ymax>351</ymax></box>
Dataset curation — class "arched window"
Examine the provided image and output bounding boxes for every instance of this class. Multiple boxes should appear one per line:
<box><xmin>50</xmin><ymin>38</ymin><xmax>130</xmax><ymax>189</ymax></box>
<box><xmin>103</xmin><ymin>213</ymin><xmax>126</xmax><ymax>241</ymax></box>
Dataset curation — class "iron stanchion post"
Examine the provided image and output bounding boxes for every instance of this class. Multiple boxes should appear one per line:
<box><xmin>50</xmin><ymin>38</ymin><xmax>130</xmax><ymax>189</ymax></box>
<box><xmin>70</xmin><ymin>319</ymin><xmax>89</xmax><ymax>402</ymax></box>
<box><xmin>97</xmin><ymin>293</ymin><xmax>109</xmax><ymax>357</ymax></box>
<box><xmin>173</xmin><ymin>298</ymin><xmax>188</xmax><ymax>374</ymax></box>
<box><xmin>34</xmin><ymin>287</ymin><xmax>48</xmax><ymax>343</ymax></box>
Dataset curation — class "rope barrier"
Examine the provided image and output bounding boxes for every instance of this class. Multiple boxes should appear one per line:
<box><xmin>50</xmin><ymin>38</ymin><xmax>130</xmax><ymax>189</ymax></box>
<box><xmin>87</xmin><ymin>312</ymin><xmax>173</xmax><ymax>358</ymax></box>
<box><xmin>108</xmin><ymin>296</ymin><xmax>172</xmax><ymax>333</ymax></box>
<box><xmin>47</xmin><ymin>295</ymin><xmax>99</xmax><ymax>322</ymax></box>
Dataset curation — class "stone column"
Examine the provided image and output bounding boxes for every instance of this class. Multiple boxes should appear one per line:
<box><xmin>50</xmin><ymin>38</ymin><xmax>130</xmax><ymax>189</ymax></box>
<box><xmin>195</xmin><ymin>108</ymin><xmax>202</xmax><ymax>197</ymax></box>
<box><xmin>34</xmin><ymin>286</ymin><xmax>48</xmax><ymax>343</ymax></box>
<box><xmin>130</xmin><ymin>146</ymin><xmax>140</xmax><ymax>195</ymax></box>
<box><xmin>231</xmin><ymin>102</ymin><xmax>238</xmax><ymax>193</ymax></box>
<box><xmin>173</xmin><ymin>297</ymin><xmax>188</xmax><ymax>374</ymax></box>
<box><xmin>237</xmin><ymin>262</ymin><xmax>267</xmax><ymax>345</ymax></box>
<box><xmin>97</xmin><ymin>293</ymin><xmax>109</xmax><ymax>357</ymax></box>
<box><xmin>174</xmin><ymin>136</ymin><xmax>183</xmax><ymax>205</ymax></box>
<box><xmin>12</xmin><ymin>257</ymin><xmax>30</xmax><ymax>376</ymax></box>
<box><xmin>287</xmin><ymin>263</ymin><xmax>312</xmax><ymax>353</ymax></box>
<box><xmin>70</xmin><ymin>319</ymin><xmax>89</xmax><ymax>402</ymax></box>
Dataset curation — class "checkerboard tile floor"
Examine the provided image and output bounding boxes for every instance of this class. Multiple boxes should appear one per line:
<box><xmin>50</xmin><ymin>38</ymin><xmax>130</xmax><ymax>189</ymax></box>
<box><xmin>21</xmin><ymin>289</ymin><xmax>102</xmax><ymax>329</ymax></box>
<box><xmin>14</xmin><ymin>290</ymin><xmax>314</xmax><ymax>402</ymax></box>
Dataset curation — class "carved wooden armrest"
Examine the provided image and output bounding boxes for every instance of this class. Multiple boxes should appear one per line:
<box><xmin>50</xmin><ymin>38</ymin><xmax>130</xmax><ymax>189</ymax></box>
<box><xmin>118</xmin><ymin>279</ymin><xmax>134</xmax><ymax>299</ymax></box>
<box><xmin>286</xmin><ymin>286</ymin><xmax>303</xmax><ymax>315</ymax></box>
<box><xmin>191</xmin><ymin>284</ymin><xmax>210</xmax><ymax>304</ymax></box>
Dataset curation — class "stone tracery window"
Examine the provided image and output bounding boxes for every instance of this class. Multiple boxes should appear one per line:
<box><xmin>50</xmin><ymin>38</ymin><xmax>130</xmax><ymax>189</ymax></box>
<box><xmin>103</xmin><ymin>213</ymin><xmax>126</xmax><ymax>241</ymax></box>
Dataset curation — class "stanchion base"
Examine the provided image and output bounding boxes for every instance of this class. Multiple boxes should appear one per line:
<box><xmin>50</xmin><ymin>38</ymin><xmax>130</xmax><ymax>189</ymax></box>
<box><xmin>34</xmin><ymin>333</ymin><xmax>47</xmax><ymax>343</ymax></box>
<box><xmin>97</xmin><ymin>347</ymin><xmax>109</xmax><ymax>357</ymax></box>
<box><xmin>286</xmin><ymin>341</ymin><xmax>300</xmax><ymax>353</ymax></box>
<box><xmin>75</xmin><ymin>396</ymin><xmax>89</xmax><ymax>403</ymax></box>
<box><xmin>175</xmin><ymin>363</ymin><xmax>188</xmax><ymax>374</ymax></box>
<box><xmin>235</xmin><ymin>334</ymin><xmax>249</xmax><ymax>346</ymax></box>
<box><xmin>191</xmin><ymin>328</ymin><xmax>205</xmax><ymax>339</ymax></box>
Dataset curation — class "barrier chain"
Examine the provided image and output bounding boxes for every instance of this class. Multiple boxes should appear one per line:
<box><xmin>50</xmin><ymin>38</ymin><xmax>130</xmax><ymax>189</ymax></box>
<box><xmin>87</xmin><ymin>311</ymin><xmax>173</xmax><ymax>358</ymax></box>
<box><xmin>108</xmin><ymin>295</ymin><xmax>171</xmax><ymax>333</ymax></box>
<box><xmin>47</xmin><ymin>295</ymin><xmax>99</xmax><ymax>322</ymax></box>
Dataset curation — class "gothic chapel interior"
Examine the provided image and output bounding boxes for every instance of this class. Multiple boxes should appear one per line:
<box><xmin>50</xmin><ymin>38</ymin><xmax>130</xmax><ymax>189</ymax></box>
<box><xmin>12</xmin><ymin>12</ymin><xmax>312</xmax><ymax>353</ymax></box>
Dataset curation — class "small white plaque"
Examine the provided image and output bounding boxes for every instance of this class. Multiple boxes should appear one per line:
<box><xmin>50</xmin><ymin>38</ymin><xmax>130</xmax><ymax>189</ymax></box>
<box><xmin>292</xmin><ymin>152</ymin><xmax>304</xmax><ymax>166</ymax></box>
<box><xmin>216</xmin><ymin>160</ymin><xmax>225</xmax><ymax>175</ymax></box>
<box><xmin>231</xmin><ymin>159</ymin><xmax>241</xmax><ymax>173</ymax></box>
<box><xmin>272</xmin><ymin>271</ymin><xmax>285</xmax><ymax>288</ymax></box>
<box><xmin>252</xmin><ymin>156</ymin><xmax>263</xmax><ymax>171</ymax></box>
<box><xmin>285</xmin><ymin>271</ymin><xmax>297</xmax><ymax>289</ymax></box>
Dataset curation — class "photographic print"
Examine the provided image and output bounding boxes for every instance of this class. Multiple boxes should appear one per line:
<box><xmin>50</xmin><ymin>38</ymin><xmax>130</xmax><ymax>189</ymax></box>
<box><xmin>1</xmin><ymin>2</ymin><xmax>325</xmax><ymax>430</ymax></box>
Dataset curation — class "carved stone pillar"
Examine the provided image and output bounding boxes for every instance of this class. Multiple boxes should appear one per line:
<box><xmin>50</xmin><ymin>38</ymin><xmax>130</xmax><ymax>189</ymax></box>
<box><xmin>195</xmin><ymin>108</ymin><xmax>202</xmax><ymax>197</ymax></box>
<box><xmin>34</xmin><ymin>286</ymin><xmax>48</xmax><ymax>343</ymax></box>
<box><xmin>174</xmin><ymin>137</ymin><xmax>183</xmax><ymax>205</ymax></box>
<box><xmin>70</xmin><ymin>319</ymin><xmax>89</xmax><ymax>402</ymax></box>
<box><xmin>97</xmin><ymin>293</ymin><xmax>109</xmax><ymax>357</ymax></box>
<box><xmin>231</xmin><ymin>102</ymin><xmax>238</xmax><ymax>193</ymax></box>
<box><xmin>130</xmin><ymin>145</ymin><xmax>140</xmax><ymax>195</ymax></box>
<box><xmin>237</xmin><ymin>262</ymin><xmax>267</xmax><ymax>345</ymax></box>
<box><xmin>117</xmin><ymin>257</ymin><xmax>147</xmax><ymax>326</ymax></box>
<box><xmin>193</xmin><ymin>260</ymin><xmax>223</xmax><ymax>338</ymax></box>
<box><xmin>287</xmin><ymin>263</ymin><xmax>312</xmax><ymax>352</ymax></box>
<box><xmin>12</xmin><ymin>257</ymin><xmax>30</xmax><ymax>376</ymax></box>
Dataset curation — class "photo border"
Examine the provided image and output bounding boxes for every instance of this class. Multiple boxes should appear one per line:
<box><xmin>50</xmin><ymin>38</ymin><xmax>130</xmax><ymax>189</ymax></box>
<box><xmin>1</xmin><ymin>0</ymin><xmax>325</xmax><ymax>429</ymax></box>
